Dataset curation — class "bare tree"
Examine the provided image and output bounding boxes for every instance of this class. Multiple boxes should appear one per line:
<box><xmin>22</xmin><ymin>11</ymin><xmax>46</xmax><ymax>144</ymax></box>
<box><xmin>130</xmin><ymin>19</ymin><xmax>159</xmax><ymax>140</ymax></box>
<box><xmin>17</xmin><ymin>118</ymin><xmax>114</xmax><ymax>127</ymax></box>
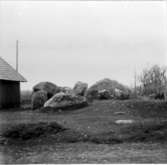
<box><xmin>139</xmin><ymin>65</ymin><xmax>167</xmax><ymax>98</ymax></box>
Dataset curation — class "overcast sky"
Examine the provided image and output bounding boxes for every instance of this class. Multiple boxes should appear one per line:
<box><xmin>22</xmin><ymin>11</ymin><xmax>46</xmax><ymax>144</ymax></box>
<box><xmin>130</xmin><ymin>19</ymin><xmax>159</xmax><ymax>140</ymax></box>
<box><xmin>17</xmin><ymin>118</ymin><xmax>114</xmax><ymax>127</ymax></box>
<box><xmin>0</xmin><ymin>1</ymin><xmax>166</xmax><ymax>90</ymax></box>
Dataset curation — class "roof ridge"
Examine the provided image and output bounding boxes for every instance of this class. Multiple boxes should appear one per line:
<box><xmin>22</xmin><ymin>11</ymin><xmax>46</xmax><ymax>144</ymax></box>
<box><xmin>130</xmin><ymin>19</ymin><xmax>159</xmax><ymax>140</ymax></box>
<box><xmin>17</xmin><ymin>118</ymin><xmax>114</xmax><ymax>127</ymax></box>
<box><xmin>0</xmin><ymin>56</ymin><xmax>27</xmax><ymax>82</ymax></box>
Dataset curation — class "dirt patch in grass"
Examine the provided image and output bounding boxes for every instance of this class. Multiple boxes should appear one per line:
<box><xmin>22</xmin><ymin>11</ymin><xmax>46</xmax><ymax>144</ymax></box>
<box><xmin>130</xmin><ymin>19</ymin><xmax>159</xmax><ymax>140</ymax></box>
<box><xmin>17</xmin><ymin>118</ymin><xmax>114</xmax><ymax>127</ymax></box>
<box><xmin>0</xmin><ymin>122</ymin><xmax>66</xmax><ymax>144</ymax></box>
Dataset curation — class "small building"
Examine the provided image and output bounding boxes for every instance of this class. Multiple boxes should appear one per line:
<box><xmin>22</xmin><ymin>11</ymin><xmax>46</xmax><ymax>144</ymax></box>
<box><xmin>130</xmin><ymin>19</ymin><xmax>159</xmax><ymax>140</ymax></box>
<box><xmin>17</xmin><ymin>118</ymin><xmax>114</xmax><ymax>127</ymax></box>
<box><xmin>0</xmin><ymin>57</ymin><xmax>27</xmax><ymax>108</ymax></box>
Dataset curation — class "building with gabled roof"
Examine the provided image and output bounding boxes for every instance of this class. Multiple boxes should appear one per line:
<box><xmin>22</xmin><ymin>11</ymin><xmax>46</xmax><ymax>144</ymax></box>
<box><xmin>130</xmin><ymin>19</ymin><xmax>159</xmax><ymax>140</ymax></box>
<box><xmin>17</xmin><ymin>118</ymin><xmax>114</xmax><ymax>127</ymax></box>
<box><xmin>0</xmin><ymin>57</ymin><xmax>27</xmax><ymax>108</ymax></box>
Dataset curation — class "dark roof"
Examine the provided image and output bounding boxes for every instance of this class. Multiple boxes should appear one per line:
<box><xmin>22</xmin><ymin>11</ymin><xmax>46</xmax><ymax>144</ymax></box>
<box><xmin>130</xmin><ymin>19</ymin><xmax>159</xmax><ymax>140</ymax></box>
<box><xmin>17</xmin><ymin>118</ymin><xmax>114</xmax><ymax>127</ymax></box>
<box><xmin>0</xmin><ymin>57</ymin><xmax>27</xmax><ymax>82</ymax></box>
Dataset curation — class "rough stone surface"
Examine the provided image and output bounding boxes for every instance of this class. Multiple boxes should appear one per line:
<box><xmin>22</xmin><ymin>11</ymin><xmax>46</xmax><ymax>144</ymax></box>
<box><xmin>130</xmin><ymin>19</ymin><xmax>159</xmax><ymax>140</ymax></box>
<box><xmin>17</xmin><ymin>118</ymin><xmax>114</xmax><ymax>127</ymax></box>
<box><xmin>98</xmin><ymin>89</ymin><xmax>112</xmax><ymax>100</ymax></box>
<box><xmin>44</xmin><ymin>92</ymin><xmax>88</xmax><ymax>110</ymax></box>
<box><xmin>73</xmin><ymin>81</ymin><xmax>88</xmax><ymax>96</ymax></box>
<box><xmin>59</xmin><ymin>86</ymin><xmax>74</xmax><ymax>95</ymax></box>
<box><xmin>33</xmin><ymin>82</ymin><xmax>60</xmax><ymax>99</ymax></box>
<box><xmin>114</xmin><ymin>88</ymin><xmax>122</xmax><ymax>98</ymax></box>
<box><xmin>86</xmin><ymin>89</ymin><xmax>99</xmax><ymax>102</ymax></box>
<box><xmin>114</xmin><ymin>88</ymin><xmax>130</xmax><ymax>100</ymax></box>
<box><xmin>86</xmin><ymin>78</ymin><xmax>130</xmax><ymax>101</ymax></box>
<box><xmin>31</xmin><ymin>90</ymin><xmax>48</xmax><ymax>110</ymax></box>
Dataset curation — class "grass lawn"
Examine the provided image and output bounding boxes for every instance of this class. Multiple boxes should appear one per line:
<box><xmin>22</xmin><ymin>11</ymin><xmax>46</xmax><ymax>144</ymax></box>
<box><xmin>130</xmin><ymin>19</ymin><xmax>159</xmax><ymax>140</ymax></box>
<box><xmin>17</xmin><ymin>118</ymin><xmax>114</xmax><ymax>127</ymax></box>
<box><xmin>1</xmin><ymin>142</ymin><xmax>167</xmax><ymax>163</ymax></box>
<box><xmin>0</xmin><ymin>99</ymin><xmax>167</xmax><ymax>163</ymax></box>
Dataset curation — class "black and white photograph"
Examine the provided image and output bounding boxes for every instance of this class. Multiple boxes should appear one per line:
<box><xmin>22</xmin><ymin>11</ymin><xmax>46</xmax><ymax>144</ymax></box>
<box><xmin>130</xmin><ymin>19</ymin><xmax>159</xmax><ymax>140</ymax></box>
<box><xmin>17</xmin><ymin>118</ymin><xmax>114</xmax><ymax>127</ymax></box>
<box><xmin>0</xmin><ymin>0</ymin><xmax>167</xmax><ymax>163</ymax></box>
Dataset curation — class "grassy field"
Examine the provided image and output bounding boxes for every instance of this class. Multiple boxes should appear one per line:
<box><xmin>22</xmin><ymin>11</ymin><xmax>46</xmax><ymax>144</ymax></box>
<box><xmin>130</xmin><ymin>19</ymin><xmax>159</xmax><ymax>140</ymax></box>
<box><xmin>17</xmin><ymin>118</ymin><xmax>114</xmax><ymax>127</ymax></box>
<box><xmin>0</xmin><ymin>99</ymin><xmax>167</xmax><ymax>163</ymax></box>
<box><xmin>1</xmin><ymin>142</ymin><xmax>167</xmax><ymax>163</ymax></box>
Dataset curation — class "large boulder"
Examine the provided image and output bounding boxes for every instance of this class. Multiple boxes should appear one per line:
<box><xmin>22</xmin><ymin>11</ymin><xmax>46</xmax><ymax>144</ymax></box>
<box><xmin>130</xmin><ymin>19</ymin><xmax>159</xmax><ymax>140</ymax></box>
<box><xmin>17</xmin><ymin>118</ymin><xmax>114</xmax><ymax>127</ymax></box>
<box><xmin>86</xmin><ymin>78</ymin><xmax>130</xmax><ymax>100</ymax></box>
<box><xmin>33</xmin><ymin>82</ymin><xmax>61</xmax><ymax>99</ymax></box>
<box><xmin>86</xmin><ymin>89</ymin><xmax>99</xmax><ymax>103</ymax></box>
<box><xmin>98</xmin><ymin>89</ymin><xmax>113</xmax><ymax>100</ymax></box>
<box><xmin>73</xmin><ymin>81</ymin><xmax>88</xmax><ymax>96</ymax></box>
<box><xmin>114</xmin><ymin>88</ymin><xmax>130</xmax><ymax>100</ymax></box>
<box><xmin>44</xmin><ymin>92</ymin><xmax>88</xmax><ymax>111</ymax></box>
<box><xmin>114</xmin><ymin>88</ymin><xmax>122</xmax><ymax>98</ymax></box>
<box><xmin>59</xmin><ymin>86</ymin><xmax>74</xmax><ymax>95</ymax></box>
<box><xmin>31</xmin><ymin>90</ymin><xmax>48</xmax><ymax>110</ymax></box>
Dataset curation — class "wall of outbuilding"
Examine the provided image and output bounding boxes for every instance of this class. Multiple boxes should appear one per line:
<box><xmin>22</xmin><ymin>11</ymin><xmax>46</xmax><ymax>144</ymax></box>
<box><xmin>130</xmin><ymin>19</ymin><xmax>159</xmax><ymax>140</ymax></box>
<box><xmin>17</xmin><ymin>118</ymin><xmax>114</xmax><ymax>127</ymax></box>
<box><xmin>0</xmin><ymin>80</ymin><xmax>20</xmax><ymax>108</ymax></box>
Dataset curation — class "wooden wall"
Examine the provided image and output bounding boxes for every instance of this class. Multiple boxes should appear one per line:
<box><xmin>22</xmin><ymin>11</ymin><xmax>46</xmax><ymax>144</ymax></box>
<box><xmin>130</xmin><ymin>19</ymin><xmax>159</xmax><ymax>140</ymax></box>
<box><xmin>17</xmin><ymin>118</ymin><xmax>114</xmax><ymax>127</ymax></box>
<box><xmin>0</xmin><ymin>80</ymin><xmax>20</xmax><ymax>108</ymax></box>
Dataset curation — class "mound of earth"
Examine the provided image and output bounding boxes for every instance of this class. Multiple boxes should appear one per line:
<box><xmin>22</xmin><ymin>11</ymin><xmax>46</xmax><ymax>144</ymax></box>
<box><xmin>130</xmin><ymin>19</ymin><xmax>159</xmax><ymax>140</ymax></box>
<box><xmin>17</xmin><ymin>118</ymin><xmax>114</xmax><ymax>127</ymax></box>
<box><xmin>1</xmin><ymin>122</ymin><xmax>66</xmax><ymax>141</ymax></box>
